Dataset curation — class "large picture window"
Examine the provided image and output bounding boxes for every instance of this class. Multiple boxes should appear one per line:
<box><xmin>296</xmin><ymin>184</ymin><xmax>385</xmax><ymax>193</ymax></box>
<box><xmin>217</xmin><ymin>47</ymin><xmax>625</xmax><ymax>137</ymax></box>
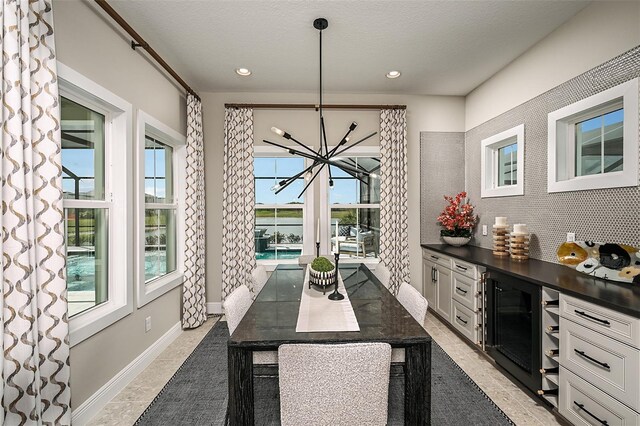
<box><xmin>254</xmin><ymin>156</ymin><xmax>305</xmax><ymax>261</ymax></box>
<box><xmin>327</xmin><ymin>153</ymin><xmax>381</xmax><ymax>260</ymax></box>
<box><xmin>136</xmin><ymin>111</ymin><xmax>186</xmax><ymax>307</ymax></box>
<box><xmin>59</xmin><ymin>62</ymin><xmax>133</xmax><ymax>346</ymax></box>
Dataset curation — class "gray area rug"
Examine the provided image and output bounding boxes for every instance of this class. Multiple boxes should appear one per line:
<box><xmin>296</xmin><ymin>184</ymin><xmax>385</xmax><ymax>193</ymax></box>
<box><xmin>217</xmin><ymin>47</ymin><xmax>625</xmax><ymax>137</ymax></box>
<box><xmin>135</xmin><ymin>321</ymin><xmax>514</xmax><ymax>425</ymax></box>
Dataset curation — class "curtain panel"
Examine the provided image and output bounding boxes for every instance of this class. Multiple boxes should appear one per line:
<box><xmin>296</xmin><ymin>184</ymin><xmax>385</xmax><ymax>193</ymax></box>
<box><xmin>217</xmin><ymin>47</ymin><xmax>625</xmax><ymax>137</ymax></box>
<box><xmin>379</xmin><ymin>109</ymin><xmax>410</xmax><ymax>295</ymax></box>
<box><xmin>1</xmin><ymin>1</ymin><xmax>71</xmax><ymax>424</ymax></box>
<box><xmin>221</xmin><ymin>108</ymin><xmax>255</xmax><ymax>300</ymax></box>
<box><xmin>182</xmin><ymin>94</ymin><xmax>207</xmax><ymax>329</ymax></box>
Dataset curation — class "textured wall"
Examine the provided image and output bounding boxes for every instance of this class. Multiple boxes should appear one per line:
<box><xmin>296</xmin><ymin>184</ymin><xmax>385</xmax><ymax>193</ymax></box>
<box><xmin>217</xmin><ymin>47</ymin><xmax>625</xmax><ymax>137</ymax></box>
<box><xmin>420</xmin><ymin>132</ymin><xmax>466</xmax><ymax>244</ymax></box>
<box><xmin>465</xmin><ymin>46</ymin><xmax>640</xmax><ymax>262</ymax></box>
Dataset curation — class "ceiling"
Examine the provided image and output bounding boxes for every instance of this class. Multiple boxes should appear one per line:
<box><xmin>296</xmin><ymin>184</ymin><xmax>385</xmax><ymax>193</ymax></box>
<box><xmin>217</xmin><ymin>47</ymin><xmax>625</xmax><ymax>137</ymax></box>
<box><xmin>104</xmin><ymin>1</ymin><xmax>590</xmax><ymax>96</ymax></box>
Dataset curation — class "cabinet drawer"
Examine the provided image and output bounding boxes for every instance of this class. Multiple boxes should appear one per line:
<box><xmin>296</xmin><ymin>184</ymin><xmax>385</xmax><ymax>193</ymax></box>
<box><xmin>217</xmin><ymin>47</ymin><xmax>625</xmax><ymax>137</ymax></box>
<box><xmin>423</xmin><ymin>249</ymin><xmax>452</xmax><ymax>269</ymax></box>
<box><xmin>452</xmin><ymin>300</ymin><xmax>476</xmax><ymax>343</ymax></box>
<box><xmin>559</xmin><ymin>367</ymin><xmax>640</xmax><ymax>426</ymax></box>
<box><xmin>560</xmin><ymin>294</ymin><xmax>640</xmax><ymax>349</ymax></box>
<box><xmin>452</xmin><ymin>272</ymin><xmax>477</xmax><ymax>312</ymax></box>
<box><xmin>560</xmin><ymin>317</ymin><xmax>640</xmax><ymax>411</ymax></box>
<box><xmin>451</xmin><ymin>258</ymin><xmax>478</xmax><ymax>279</ymax></box>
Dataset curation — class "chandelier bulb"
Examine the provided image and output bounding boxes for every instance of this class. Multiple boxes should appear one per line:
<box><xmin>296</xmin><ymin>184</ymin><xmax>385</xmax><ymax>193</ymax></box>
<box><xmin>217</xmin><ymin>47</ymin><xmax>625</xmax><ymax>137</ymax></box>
<box><xmin>305</xmin><ymin>171</ymin><xmax>313</xmax><ymax>181</ymax></box>
<box><xmin>329</xmin><ymin>179</ymin><xmax>334</xmax><ymax>188</ymax></box>
<box><xmin>270</xmin><ymin>183</ymin><xmax>281</xmax><ymax>191</ymax></box>
<box><xmin>271</xmin><ymin>127</ymin><xmax>285</xmax><ymax>137</ymax></box>
<box><xmin>349</xmin><ymin>122</ymin><xmax>358</xmax><ymax>131</ymax></box>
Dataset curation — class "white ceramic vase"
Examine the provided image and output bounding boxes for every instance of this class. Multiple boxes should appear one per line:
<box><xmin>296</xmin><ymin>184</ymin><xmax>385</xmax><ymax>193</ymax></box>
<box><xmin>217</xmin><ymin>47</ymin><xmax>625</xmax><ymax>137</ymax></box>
<box><xmin>442</xmin><ymin>236</ymin><xmax>471</xmax><ymax>247</ymax></box>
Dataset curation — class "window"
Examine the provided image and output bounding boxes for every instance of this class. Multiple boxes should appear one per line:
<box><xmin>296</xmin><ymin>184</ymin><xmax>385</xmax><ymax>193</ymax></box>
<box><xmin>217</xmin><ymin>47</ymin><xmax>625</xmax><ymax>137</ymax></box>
<box><xmin>137</xmin><ymin>111</ymin><xmax>186</xmax><ymax>307</ymax></box>
<box><xmin>481</xmin><ymin>124</ymin><xmax>524</xmax><ymax>198</ymax></box>
<box><xmin>548</xmin><ymin>78</ymin><xmax>638</xmax><ymax>193</ymax></box>
<box><xmin>59</xmin><ymin>62</ymin><xmax>133</xmax><ymax>346</ymax></box>
<box><xmin>254</xmin><ymin>154</ymin><xmax>306</xmax><ymax>262</ymax></box>
<box><xmin>324</xmin><ymin>149</ymin><xmax>381</xmax><ymax>260</ymax></box>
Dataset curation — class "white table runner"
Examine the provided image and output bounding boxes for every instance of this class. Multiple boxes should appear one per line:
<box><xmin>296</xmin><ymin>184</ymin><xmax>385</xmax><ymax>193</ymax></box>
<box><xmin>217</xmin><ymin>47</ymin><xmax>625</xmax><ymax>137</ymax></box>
<box><xmin>295</xmin><ymin>266</ymin><xmax>360</xmax><ymax>332</ymax></box>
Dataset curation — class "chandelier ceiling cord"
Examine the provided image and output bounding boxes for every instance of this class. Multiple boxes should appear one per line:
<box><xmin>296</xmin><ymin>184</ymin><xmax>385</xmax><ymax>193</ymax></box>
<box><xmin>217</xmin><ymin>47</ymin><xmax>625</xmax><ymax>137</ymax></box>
<box><xmin>264</xmin><ymin>17</ymin><xmax>378</xmax><ymax>198</ymax></box>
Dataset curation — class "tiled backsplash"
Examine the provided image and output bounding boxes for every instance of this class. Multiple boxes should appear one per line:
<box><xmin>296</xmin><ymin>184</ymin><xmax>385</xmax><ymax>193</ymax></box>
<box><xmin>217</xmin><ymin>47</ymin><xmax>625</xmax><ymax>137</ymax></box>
<box><xmin>464</xmin><ymin>46</ymin><xmax>640</xmax><ymax>262</ymax></box>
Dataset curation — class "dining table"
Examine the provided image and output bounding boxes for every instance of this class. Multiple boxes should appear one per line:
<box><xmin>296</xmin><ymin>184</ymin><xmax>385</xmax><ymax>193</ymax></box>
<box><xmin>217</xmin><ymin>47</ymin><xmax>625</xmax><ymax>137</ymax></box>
<box><xmin>227</xmin><ymin>263</ymin><xmax>432</xmax><ymax>425</ymax></box>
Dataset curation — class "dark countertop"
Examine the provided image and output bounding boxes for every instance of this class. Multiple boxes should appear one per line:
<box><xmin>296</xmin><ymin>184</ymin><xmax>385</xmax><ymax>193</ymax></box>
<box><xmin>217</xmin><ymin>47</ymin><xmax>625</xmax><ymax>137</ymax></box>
<box><xmin>422</xmin><ymin>244</ymin><xmax>640</xmax><ymax>318</ymax></box>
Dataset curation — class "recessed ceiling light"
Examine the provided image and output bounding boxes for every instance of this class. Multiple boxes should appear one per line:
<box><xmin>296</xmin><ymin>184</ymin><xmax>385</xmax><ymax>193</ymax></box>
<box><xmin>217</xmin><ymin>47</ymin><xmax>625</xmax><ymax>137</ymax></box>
<box><xmin>235</xmin><ymin>68</ymin><xmax>251</xmax><ymax>76</ymax></box>
<box><xmin>386</xmin><ymin>70</ymin><xmax>401</xmax><ymax>79</ymax></box>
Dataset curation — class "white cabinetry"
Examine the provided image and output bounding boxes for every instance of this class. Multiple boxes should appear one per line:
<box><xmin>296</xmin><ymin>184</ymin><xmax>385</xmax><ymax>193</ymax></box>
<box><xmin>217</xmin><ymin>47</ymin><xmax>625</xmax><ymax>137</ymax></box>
<box><xmin>422</xmin><ymin>249</ymin><xmax>484</xmax><ymax>346</ymax></box>
<box><xmin>559</xmin><ymin>294</ymin><xmax>640</xmax><ymax>424</ymax></box>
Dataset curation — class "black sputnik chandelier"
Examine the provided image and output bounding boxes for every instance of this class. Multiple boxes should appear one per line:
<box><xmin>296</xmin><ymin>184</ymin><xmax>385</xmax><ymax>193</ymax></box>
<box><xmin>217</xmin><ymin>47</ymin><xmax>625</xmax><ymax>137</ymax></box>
<box><xmin>265</xmin><ymin>18</ymin><xmax>378</xmax><ymax>198</ymax></box>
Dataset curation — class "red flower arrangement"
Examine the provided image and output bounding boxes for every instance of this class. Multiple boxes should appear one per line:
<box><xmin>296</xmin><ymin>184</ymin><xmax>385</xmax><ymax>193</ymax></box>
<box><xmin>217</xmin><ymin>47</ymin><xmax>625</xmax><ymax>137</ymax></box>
<box><xmin>437</xmin><ymin>191</ymin><xmax>478</xmax><ymax>238</ymax></box>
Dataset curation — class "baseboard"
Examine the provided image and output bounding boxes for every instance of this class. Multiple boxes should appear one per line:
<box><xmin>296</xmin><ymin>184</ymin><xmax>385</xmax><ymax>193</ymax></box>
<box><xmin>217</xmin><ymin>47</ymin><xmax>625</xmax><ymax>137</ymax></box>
<box><xmin>207</xmin><ymin>302</ymin><xmax>223</xmax><ymax>314</ymax></box>
<box><xmin>71</xmin><ymin>321</ymin><xmax>182</xmax><ymax>425</ymax></box>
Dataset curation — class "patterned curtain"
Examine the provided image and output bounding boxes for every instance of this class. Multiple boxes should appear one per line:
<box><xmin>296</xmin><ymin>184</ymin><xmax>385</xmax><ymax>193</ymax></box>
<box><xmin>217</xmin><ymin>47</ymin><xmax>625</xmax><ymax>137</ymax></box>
<box><xmin>182</xmin><ymin>94</ymin><xmax>207</xmax><ymax>329</ymax></box>
<box><xmin>1</xmin><ymin>1</ymin><xmax>71</xmax><ymax>424</ymax></box>
<box><xmin>221</xmin><ymin>108</ymin><xmax>255</xmax><ymax>300</ymax></box>
<box><xmin>379</xmin><ymin>109</ymin><xmax>410</xmax><ymax>295</ymax></box>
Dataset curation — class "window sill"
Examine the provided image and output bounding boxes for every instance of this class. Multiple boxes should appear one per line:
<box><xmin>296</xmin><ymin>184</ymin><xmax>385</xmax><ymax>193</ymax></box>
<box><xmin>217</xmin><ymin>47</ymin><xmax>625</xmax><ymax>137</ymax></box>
<box><xmin>257</xmin><ymin>257</ymin><xmax>380</xmax><ymax>272</ymax></box>
<box><xmin>138</xmin><ymin>271</ymin><xmax>184</xmax><ymax>308</ymax></box>
<box><xmin>69</xmin><ymin>298</ymin><xmax>133</xmax><ymax>347</ymax></box>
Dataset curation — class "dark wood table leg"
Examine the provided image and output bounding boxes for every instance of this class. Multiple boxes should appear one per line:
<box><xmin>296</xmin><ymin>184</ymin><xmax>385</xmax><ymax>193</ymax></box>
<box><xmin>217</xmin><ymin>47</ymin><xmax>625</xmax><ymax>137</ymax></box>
<box><xmin>228</xmin><ymin>345</ymin><xmax>254</xmax><ymax>425</ymax></box>
<box><xmin>405</xmin><ymin>341</ymin><xmax>431</xmax><ymax>425</ymax></box>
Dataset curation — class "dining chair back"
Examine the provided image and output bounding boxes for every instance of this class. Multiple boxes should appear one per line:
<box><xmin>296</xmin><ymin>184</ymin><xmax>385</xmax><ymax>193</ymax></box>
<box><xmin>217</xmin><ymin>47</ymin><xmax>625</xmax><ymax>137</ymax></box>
<box><xmin>222</xmin><ymin>284</ymin><xmax>252</xmax><ymax>335</ymax></box>
<box><xmin>374</xmin><ymin>261</ymin><xmax>391</xmax><ymax>289</ymax></box>
<box><xmin>278</xmin><ymin>342</ymin><xmax>392</xmax><ymax>426</ymax></box>
<box><xmin>397</xmin><ymin>282</ymin><xmax>428</xmax><ymax>329</ymax></box>
<box><xmin>251</xmin><ymin>265</ymin><xmax>269</xmax><ymax>299</ymax></box>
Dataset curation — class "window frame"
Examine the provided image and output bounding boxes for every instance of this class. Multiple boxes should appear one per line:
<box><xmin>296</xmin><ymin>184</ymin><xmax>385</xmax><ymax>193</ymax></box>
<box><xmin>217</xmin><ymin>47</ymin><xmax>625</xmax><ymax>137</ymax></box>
<box><xmin>320</xmin><ymin>145</ymin><xmax>381</xmax><ymax>265</ymax></box>
<box><xmin>58</xmin><ymin>62</ymin><xmax>133</xmax><ymax>347</ymax></box>
<box><xmin>136</xmin><ymin>110</ymin><xmax>186</xmax><ymax>307</ymax></box>
<box><xmin>480</xmin><ymin>124</ymin><xmax>525</xmax><ymax>198</ymax></box>
<box><xmin>254</xmin><ymin>146</ymin><xmax>312</xmax><ymax>269</ymax></box>
<box><xmin>547</xmin><ymin>78</ymin><xmax>639</xmax><ymax>193</ymax></box>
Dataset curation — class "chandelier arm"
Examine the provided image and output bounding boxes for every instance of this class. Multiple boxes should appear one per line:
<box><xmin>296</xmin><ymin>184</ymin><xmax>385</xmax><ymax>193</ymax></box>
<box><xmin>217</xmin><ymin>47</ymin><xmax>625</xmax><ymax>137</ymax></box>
<box><xmin>339</xmin><ymin>158</ymin><xmax>369</xmax><ymax>173</ymax></box>
<box><xmin>282</xmin><ymin>134</ymin><xmax>320</xmax><ymax>157</ymax></box>
<box><xmin>289</xmin><ymin>148</ymin><xmax>369</xmax><ymax>176</ymax></box>
<box><xmin>274</xmin><ymin>163</ymin><xmax>317</xmax><ymax>195</ymax></box>
<box><xmin>331</xmin><ymin>131</ymin><xmax>378</xmax><ymax>158</ymax></box>
<box><xmin>339</xmin><ymin>167</ymin><xmax>370</xmax><ymax>186</ymax></box>
<box><xmin>297</xmin><ymin>164</ymin><xmax>326</xmax><ymax>198</ymax></box>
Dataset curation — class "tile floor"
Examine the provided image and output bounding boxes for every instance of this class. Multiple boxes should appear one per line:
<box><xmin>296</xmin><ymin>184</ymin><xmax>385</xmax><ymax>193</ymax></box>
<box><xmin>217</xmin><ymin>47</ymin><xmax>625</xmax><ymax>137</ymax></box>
<box><xmin>87</xmin><ymin>313</ymin><xmax>562</xmax><ymax>425</ymax></box>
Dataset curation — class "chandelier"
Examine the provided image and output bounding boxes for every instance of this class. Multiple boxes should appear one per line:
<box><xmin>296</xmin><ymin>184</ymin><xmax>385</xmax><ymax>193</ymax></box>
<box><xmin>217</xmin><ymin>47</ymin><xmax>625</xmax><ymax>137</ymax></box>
<box><xmin>264</xmin><ymin>18</ymin><xmax>377</xmax><ymax>198</ymax></box>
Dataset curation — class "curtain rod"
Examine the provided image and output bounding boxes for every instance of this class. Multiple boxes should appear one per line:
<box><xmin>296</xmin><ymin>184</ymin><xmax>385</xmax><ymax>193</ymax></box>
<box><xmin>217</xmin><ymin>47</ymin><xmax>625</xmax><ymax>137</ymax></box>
<box><xmin>94</xmin><ymin>0</ymin><xmax>201</xmax><ymax>102</ymax></box>
<box><xmin>224</xmin><ymin>103</ymin><xmax>406</xmax><ymax>110</ymax></box>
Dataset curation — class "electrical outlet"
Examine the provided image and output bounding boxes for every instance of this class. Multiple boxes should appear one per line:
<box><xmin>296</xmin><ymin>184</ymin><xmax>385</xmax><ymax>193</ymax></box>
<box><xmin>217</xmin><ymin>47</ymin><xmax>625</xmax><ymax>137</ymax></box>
<box><xmin>566</xmin><ymin>232</ymin><xmax>576</xmax><ymax>242</ymax></box>
<box><xmin>145</xmin><ymin>316</ymin><xmax>151</xmax><ymax>332</ymax></box>
<box><xmin>482</xmin><ymin>225</ymin><xmax>488</xmax><ymax>236</ymax></box>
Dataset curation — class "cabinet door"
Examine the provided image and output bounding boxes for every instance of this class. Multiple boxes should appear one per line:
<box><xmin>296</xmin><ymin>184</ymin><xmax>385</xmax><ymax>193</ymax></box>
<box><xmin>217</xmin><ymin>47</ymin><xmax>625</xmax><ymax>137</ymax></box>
<box><xmin>422</xmin><ymin>258</ymin><xmax>437</xmax><ymax>309</ymax></box>
<box><xmin>435</xmin><ymin>265</ymin><xmax>452</xmax><ymax>322</ymax></box>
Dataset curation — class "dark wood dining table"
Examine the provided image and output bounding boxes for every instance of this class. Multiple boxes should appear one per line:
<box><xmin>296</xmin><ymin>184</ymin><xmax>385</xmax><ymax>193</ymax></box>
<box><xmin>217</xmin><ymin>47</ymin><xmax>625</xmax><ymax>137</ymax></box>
<box><xmin>227</xmin><ymin>263</ymin><xmax>432</xmax><ymax>425</ymax></box>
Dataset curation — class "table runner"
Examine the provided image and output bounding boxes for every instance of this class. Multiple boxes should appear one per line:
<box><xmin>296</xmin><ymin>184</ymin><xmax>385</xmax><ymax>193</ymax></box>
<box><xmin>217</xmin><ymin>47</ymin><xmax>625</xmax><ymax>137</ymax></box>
<box><xmin>295</xmin><ymin>267</ymin><xmax>360</xmax><ymax>332</ymax></box>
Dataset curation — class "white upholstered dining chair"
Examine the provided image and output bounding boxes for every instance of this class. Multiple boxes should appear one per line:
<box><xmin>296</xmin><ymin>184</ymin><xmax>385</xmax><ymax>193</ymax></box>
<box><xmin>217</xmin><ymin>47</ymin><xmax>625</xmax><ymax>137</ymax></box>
<box><xmin>278</xmin><ymin>342</ymin><xmax>392</xmax><ymax>426</ymax></box>
<box><xmin>223</xmin><ymin>284</ymin><xmax>278</xmax><ymax>364</ymax></box>
<box><xmin>373</xmin><ymin>261</ymin><xmax>391</xmax><ymax>289</ymax></box>
<box><xmin>392</xmin><ymin>281</ymin><xmax>428</xmax><ymax>363</ymax></box>
<box><xmin>251</xmin><ymin>265</ymin><xmax>269</xmax><ymax>299</ymax></box>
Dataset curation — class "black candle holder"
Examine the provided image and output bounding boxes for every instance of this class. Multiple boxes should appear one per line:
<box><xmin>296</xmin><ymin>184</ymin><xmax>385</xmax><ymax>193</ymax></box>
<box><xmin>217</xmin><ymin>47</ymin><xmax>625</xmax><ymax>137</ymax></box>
<box><xmin>328</xmin><ymin>252</ymin><xmax>344</xmax><ymax>301</ymax></box>
<box><xmin>316</xmin><ymin>241</ymin><xmax>320</xmax><ymax>258</ymax></box>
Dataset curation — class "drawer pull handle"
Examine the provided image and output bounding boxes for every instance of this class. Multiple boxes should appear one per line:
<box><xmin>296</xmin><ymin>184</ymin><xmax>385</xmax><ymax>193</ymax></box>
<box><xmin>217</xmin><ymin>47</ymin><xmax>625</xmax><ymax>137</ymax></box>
<box><xmin>573</xmin><ymin>401</ymin><xmax>609</xmax><ymax>425</ymax></box>
<box><xmin>455</xmin><ymin>265</ymin><xmax>468</xmax><ymax>271</ymax></box>
<box><xmin>455</xmin><ymin>287</ymin><xmax>468</xmax><ymax>295</ymax></box>
<box><xmin>574</xmin><ymin>310</ymin><xmax>610</xmax><ymax>326</ymax></box>
<box><xmin>456</xmin><ymin>315</ymin><xmax>468</xmax><ymax>325</ymax></box>
<box><xmin>574</xmin><ymin>349</ymin><xmax>611</xmax><ymax>370</ymax></box>
<box><xmin>431</xmin><ymin>255</ymin><xmax>439</xmax><ymax>260</ymax></box>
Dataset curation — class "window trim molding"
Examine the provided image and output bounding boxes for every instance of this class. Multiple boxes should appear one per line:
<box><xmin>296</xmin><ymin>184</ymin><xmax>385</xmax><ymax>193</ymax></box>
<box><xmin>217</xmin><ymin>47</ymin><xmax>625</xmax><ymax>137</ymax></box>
<box><xmin>253</xmin><ymin>146</ymin><xmax>310</xmax><ymax>265</ymax></box>
<box><xmin>58</xmin><ymin>62</ymin><xmax>134</xmax><ymax>347</ymax></box>
<box><xmin>320</xmin><ymin>145</ymin><xmax>381</xmax><ymax>263</ymax></box>
<box><xmin>480</xmin><ymin>124</ymin><xmax>525</xmax><ymax>198</ymax></box>
<box><xmin>547</xmin><ymin>78</ymin><xmax>639</xmax><ymax>193</ymax></box>
<box><xmin>136</xmin><ymin>110</ymin><xmax>187</xmax><ymax>308</ymax></box>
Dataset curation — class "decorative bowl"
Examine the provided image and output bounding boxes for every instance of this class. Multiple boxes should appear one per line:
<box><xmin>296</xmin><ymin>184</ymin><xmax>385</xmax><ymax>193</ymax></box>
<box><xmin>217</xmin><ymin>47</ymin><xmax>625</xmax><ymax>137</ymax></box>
<box><xmin>308</xmin><ymin>264</ymin><xmax>336</xmax><ymax>288</ymax></box>
<box><xmin>442</xmin><ymin>236</ymin><xmax>471</xmax><ymax>247</ymax></box>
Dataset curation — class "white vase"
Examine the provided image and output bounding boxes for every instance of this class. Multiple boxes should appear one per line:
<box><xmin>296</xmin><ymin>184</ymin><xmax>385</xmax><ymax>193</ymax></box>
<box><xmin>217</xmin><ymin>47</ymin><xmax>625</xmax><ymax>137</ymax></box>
<box><xmin>442</xmin><ymin>236</ymin><xmax>471</xmax><ymax>247</ymax></box>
